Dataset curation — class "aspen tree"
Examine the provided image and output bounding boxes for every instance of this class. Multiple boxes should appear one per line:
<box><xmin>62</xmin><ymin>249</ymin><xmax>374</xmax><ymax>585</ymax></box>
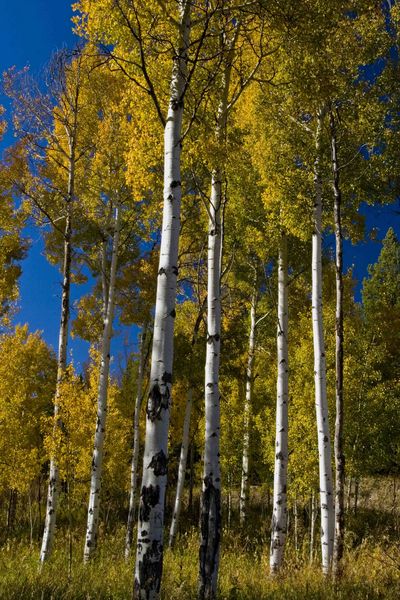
<box><xmin>239</xmin><ymin>271</ymin><xmax>258</xmax><ymax>525</ymax></box>
<box><xmin>270</xmin><ymin>231</ymin><xmax>289</xmax><ymax>572</ymax></box>
<box><xmin>330</xmin><ymin>109</ymin><xmax>344</xmax><ymax>578</ymax></box>
<box><xmin>125</xmin><ymin>326</ymin><xmax>149</xmax><ymax>559</ymax></box>
<box><xmin>74</xmin><ymin>3</ymin><xmax>220</xmax><ymax>592</ymax></box>
<box><xmin>169</xmin><ymin>388</ymin><xmax>192</xmax><ymax>547</ymax></box>
<box><xmin>84</xmin><ymin>204</ymin><xmax>121</xmax><ymax>560</ymax></box>
<box><xmin>4</xmin><ymin>50</ymin><xmax>95</xmax><ymax>561</ymax></box>
<box><xmin>199</xmin><ymin>12</ymin><xmax>269</xmax><ymax>594</ymax></box>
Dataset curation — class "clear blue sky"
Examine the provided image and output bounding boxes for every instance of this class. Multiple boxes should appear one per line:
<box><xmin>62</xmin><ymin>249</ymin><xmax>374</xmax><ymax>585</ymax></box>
<box><xmin>0</xmin><ymin>1</ymin><xmax>399</xmax><ymax>370</ymax></box>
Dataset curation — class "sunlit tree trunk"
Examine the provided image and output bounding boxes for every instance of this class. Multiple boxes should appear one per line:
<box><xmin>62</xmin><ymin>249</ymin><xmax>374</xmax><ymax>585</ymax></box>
<box><xmin>239</xmin><ymin>278</ymin><xmax>258</xmax><ymax>525</ymax></box>
<box><xmin>199</xmin><ymin>28</ymin><xmax>239</xmax><ymax>600</ymax></box>
<box><xmin>169</xmin><ymin>388</ymin><xmax>192</xmax><ymax>547</ymax></box>
<box><xmin>312</xmin><ymin>108</ymin><xmax>334</xmax><ymax>574</ymax></box>
<box><xmin>199</xmin><ymin>166</ymin><xmax>223</xmax><ymax>600</ymax></box>
<box><xmin>134</xmin><ymin>4</ymin><xmax>191</xmax><ymax>598</ymax></box>
<box><xmin>125</xmin><ymin>327</ymin><xmax>148</xmax><ymax>559</ymax></box>
<box><xmin>330</xmin><ymin>110</ymin><xmax>345</xmax><ymax>579</ymax></box>
<box><xmin>84</xmin><ymin>205</ymin><xmax>121</xmax><ymax>561</ymax></box>
<box><xmin>270</xmin><ymin>231</ymin><xmax>289</xmax><ymax>573</ymax></box>
<box><xmin>40</xmin><ymin>154</ymin><xmax>74</xmax><ymax>563</ymax></box>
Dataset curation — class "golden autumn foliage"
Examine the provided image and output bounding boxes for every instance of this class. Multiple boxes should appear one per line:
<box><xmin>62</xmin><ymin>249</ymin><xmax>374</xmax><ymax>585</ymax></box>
<box><xmin>0</xmin><ymin>325</ymin><xmax>56</xmax><ymax>494</ymax></box>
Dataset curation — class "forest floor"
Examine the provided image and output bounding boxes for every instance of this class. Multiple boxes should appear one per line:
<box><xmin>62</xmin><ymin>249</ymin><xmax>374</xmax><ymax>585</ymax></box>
<box><xmin>1</xmin><ymin>478</ymin><xmax>399</xmax><ymax>599</ymax></box>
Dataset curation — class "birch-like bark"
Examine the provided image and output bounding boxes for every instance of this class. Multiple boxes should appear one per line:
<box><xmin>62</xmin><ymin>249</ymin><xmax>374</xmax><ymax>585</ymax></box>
<box><xmin>310</xmin><ymin>491</ymin><xmax>316</xmax><ymax>564</ymax></box>
<box><xmin>312</xmin><ymin>108</ymin><xmax>334</xmax><ymax>574</ymax></box>
<box><xmin>84</xmin><ymin>205</ymin><xmax>121</xmax><ymax>561</ymax></box>
<box><xmin>169</xmin><ymin>388</ymin><xmax>192</xmax><ymax>547</ymax></box>
<box><xmin>330</xmin><ymin>110</ymin><xmax>345</xmax><ymax>579</ymax></box>
<box><xmin>239</xmin><ymin>281</ymin><xmax>257</xmax><ymax>525</ymax></box>
<box><xmin>134</xmin><ymin>4</ymin><xmax>191</xmax><ymax>598</ymax></box>
<box><xmin>199</xmin><ymin>28</ymin><xmax>238</xmax><ymax>600</ymax></box>
<box><xmin>40</xmin><ymin>155</ymin><xmax>74</xmax><ymax>563</ymax></box>
<box><xmin>199</xmin><ymin>166</ymin><xmax>223</xmax><ymax>600</ymax></box>
<box><xmin>125</xmin><ymin>327</ymin><xmax>148</xmax><ymax>559</ymax></box>
<box><xmin>270</xmin><ymin>231</ymin><xmax>289</xmax><ymax>573</ymax></box>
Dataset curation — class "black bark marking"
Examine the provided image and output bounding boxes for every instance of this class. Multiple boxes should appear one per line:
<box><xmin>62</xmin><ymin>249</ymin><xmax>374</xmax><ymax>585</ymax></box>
<box><xmin>139</xmin><ymin>485</ymin><xmax>160</xmax><ymax>523</ymax></box>
<box><xmin>162</xmin><ymin>372</ymin><xmax>172</xmax><ymax>384</ymax></box>
<box><xmin>148</xmin><ymin>450</ymin><xmax>168</xmax><ymax>477</ymax></box>
<box><xmin>170</xmin><ymin>309</ymin><xmax>176</xmax><ymax>318</ymax></box>
<box><xmin>135</xmin><ymin>539</ymin><xmax>163</xmax><ymax>600</ymax></box>
<box><xmin>207</xmin><ymin>333</ymin><xmax>220</xmax><ymax>344</ymax></box>
<box><xmin>158</xmin><ymin>267</ymin><xmax>167</xmax><ymax>276</ymax></box>
<box><xmin>147</xmin><ymin>382</ymin><xmax>170</xmax><ymax>421</ymax></box>
<box><xmin>199</xmin><ymin>475</ymin><xmax>221</xmax><ymax>600</ymax></box>
<box><xmin>170</xmin><ymin>180</ymin><xmax>181</xmax><ymax>188</ymax></box>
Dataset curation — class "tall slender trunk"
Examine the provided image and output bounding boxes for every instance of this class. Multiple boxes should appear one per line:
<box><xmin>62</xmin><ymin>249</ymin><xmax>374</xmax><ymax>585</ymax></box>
<box><xmin>168</xmin><ymin>297</ymin><xmax>204</xmax><ymax>548</ymax></box>
<box><xmin>270</xmin><ymin>231</ymin><xmax>289</xmax><ymax>573</ymax></box>
<box><xmin>199</xmin><ymin>167</ymin><xmax>223</xmax><ymax>600</ymax></box>
<box><xmin>346</xmin><ymin>477</ymin><xmax>353</xmax><ymax>512</ymax></box>
<box><xmin>294</xmin><ymin>498</ymin><xmax>298</xmax><ymax>554</ymax></box>
<box><xmin>134</xmin><ymin>5</ymin><xmax>191</xmax><ymax>598</ymax></box>
<box><xmin>101</xmin><ymin>238</ymin><xmax>109</xmax><ymax>319</ymax></box>
<box><xmin>40</xmin><ymin>159</ymin><xmax>74</xmax><ymax>563</ymax></box>
<box><xmin>312</xmin><ymin>108</ymin><xmax>334</xmax><ymax>575</ymax></box>
<box><xmin>239</xmin><ymin>279</ymin><xmax>257</xmax><ymax>525</ymax></box>
<box><xmin>330</xmin><ymin>110</ymin><xmax>345</xmax><ymax>579</ymax></box>
<box><xmin>310</xmin><ymin>491</ymin><xmax>316</xmax><ymax>564</ymax></box>
<box><xmin>189</xmin><ymin>442</ymin><xmax>194</xmax><ymax>514</ymax></box>
<box><xmin>125</xmin><ymin>327</ymin><xmax>148</xmax><ymax>559</ymax></box>
<box><xmin>84</xmin><ymin>205</ymin><xmax>121</xmax><ymax>561</ymax></box>
<box><xmin>169</xmin><ymin>388</ymin><xmax>192</xmax><ymax>547</ymax></box>
<box><xmin>199</xmin><ymin>29</ymin><xmax>237</xmax><ymax>600</ymax></box>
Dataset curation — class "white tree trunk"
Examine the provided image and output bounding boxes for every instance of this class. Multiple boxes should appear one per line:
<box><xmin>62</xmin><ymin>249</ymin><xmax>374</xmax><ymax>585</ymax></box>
<box><xmin>84</xmin><ymin>205</ymin><xmax>121</xmax><ymax>561</ymax></box>
<box><xmin>125</xmin><ymin>327</ymin><xmax>148</xmax><ymax>559</ymax></box>
<box><xmin>312</xmin><ymin>109</ymin><xmax>334</xmax><ymax>574</ymax></box>
<box><xmin>310</xmin><ymin>491</ymin><xmax>316</xmax><ymax>564</ymax></box>
<box><xmin>199</xmin><ymin>168</ymin><xmax>223</xmax><ymax>600</ymax></box>
<box><xmin>169</xmin><ymin>388</ymin><xmax>192</xmax><ymax>547</ymax></box>
<box><xmin>239</xmin><ymin>281</ymin><xmax>257</xmax><ymax>525</ymax></box>
<box><xmin>199</xmin><ymin>28</ymin><xmax>239</xmax><ymax>599</ymax></box>
<box><xmin>40</xmin><ymin>157</ymin><xmax>74</xmax><ymax>563</ymax></box>
<box><xmin>134</xmin><ymin>4</ymin><xmax>191</xmax><ymax>598</ymax></box>
<box><xmin>270</xmin><ymin>231</ymin><xmax>289</xmax><ymax>573</ymax></box>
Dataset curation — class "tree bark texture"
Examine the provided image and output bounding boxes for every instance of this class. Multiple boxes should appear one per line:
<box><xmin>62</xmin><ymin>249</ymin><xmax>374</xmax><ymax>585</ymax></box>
<box><xmin>169</xmin><ymin>388</ymin><xmax>192</xmax><ymax>547</ymax></box>
<box><xmin>239</xmin><ymin>279</ymin><xmax>258</xmax><ymax>525</ymax></box>
<box><xmin>310</xmin><ymin>491</ymin><xmax>316</xmax><ymax>564</ymax></box>
<box><xmin>330</xmin><ymin>110</ymin><xmax>345</xmax><ymax>579</ymax></box>
<box><xmin>312</xmin><ymin>108</ymin><xmax>334</xmax><ymax>574</ymax></box>
<box><xmin>40</xmin><ymin>159</ymin><xmax>74</xmax><ymax>563</ymax></box>
<box><xmin>134</xmin><ymin>4</ymin><xmax>191</xmax><ymax>598</ymax></box>
<box><xmin>125</xmin><ymin>327</ymin><xmax>148</xmax><ymax>559</ymax></box>
<box><xmin>199</xmin><ymin>167</ymin><xmax>223</xmax><ymax>600</ymax></box>
<box><xmin>199</xmin><ymin>28</ymin><xmax>238</xmax><ymax>600</ymax></box>
<box><xmin>270</xmin><ymin>231</ymin><xmax>289</xmax><ymax>573</ymax></box>
<box><xmin>84</xmin><ymin>205</ymin><xmax>121</xmax><ymax>561</ymax></box>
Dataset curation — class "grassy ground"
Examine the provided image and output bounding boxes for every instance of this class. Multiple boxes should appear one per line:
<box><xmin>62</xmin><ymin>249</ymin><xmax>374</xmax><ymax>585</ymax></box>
<box><xmin>1</xmin><ymin>478</ymin><xmax>399</xmax><ymax>599</ymax></box>
<box><xmin>1</xmin><ymin>524</ymin><xmax>399</xmax><ymax>599</ymax></box>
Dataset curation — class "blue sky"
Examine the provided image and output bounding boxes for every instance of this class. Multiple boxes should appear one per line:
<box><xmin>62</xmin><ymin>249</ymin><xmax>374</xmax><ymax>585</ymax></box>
<box><xmin>0</xmin><ymin>1</ymin><xmax>399</xmax><ymax>370</ymax></box>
